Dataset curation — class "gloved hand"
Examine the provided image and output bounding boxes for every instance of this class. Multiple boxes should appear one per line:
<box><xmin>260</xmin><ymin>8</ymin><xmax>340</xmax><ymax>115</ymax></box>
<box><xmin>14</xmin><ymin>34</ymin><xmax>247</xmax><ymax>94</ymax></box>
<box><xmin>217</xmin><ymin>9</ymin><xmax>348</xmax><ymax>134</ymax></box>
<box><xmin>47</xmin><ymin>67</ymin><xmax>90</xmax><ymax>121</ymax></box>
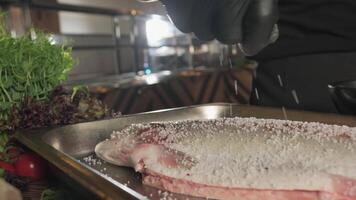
<box><xmin>155</xmin><ymin>0</ymin><xmax>279</xmax><ymax>56</ymax></box>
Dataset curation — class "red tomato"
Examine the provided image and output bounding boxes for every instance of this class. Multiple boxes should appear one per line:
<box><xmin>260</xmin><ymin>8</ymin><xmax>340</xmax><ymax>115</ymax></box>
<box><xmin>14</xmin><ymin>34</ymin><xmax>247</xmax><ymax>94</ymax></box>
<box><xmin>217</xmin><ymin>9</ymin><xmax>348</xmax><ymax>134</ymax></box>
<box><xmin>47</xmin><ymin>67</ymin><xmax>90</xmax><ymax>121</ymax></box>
<box><xmin>14</xmin><ymin>153</ymin><xmax>48</xmax><ymax>180</ymax></box>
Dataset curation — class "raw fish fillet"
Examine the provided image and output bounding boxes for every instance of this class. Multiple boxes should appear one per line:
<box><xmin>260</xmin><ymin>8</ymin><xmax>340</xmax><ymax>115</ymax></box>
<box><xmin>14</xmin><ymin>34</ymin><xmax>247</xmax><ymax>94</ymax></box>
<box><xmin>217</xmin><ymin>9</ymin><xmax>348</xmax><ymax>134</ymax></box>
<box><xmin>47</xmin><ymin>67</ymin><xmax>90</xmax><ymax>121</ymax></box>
<box><xmin>95</xmin><ymin>118</ymin><xmax>356</xmax><ymax>200</ymax></box>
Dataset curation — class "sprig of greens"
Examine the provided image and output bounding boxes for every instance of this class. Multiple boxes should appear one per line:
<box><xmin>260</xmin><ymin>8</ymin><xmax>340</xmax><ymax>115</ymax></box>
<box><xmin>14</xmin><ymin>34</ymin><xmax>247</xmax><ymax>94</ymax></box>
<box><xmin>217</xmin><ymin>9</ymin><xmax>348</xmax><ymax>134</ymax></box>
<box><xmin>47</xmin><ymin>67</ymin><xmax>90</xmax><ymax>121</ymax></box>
<box><xmin>41</xmin><ymin>188</ymin><xmax>67</xmax><ymax>200</ymax></box>
<box><xmin>0</xmin><ymin>131</ymin><xmax>8</xmax><ymax>177</ymax></box>
<box><xmin>0</xmin><ymin>14</ymin><xmax>74</xmax><ymax>124</ymax></box>
<box><xmin>0</xmin><ymin>132</ymin><xmax>8</xmax><ymax>152</ymax></box>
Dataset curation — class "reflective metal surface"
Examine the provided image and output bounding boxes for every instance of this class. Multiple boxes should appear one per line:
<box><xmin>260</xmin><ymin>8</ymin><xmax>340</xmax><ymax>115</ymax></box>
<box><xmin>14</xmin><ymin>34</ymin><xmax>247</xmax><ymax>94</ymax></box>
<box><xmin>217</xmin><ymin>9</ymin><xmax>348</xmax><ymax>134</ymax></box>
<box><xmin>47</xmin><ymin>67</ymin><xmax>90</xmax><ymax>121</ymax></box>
<box><xmin>15</xmin><ymin>104</ymin><xmax>356</xmax><ymax>200</ymax></box>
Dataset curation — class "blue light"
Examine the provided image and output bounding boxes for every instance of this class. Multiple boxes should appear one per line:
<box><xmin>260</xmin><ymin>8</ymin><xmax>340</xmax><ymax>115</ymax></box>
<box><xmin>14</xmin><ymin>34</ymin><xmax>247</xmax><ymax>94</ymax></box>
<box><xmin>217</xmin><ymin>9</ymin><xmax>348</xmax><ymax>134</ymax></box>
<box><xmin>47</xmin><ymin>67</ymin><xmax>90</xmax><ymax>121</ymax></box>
<box><xmin>145</xmin><ymin>68</ymin><xmax>152</xmax><ymax>75</ymax></box>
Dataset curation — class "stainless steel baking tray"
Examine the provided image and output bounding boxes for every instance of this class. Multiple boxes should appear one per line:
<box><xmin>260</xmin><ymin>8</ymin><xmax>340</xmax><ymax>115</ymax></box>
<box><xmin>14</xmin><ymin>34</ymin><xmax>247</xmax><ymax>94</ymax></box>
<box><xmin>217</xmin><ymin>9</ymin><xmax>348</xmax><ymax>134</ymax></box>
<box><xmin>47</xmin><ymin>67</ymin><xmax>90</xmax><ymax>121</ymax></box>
<box><xmin>14</xmin><ymin>104</ymin><xmax>356</xmax><ymax>200</ymax></box>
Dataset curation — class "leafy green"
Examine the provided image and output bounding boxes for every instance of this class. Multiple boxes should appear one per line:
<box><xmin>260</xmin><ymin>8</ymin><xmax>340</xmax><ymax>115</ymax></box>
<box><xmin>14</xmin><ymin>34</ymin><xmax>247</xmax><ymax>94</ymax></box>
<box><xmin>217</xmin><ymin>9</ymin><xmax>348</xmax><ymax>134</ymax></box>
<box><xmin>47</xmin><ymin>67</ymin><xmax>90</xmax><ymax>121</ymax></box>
<box><xmin>9</xmin><ymin>86</ymin><xmax>109</xmax><ymax>130</ymax></box>
<box><xmin>0</xmin><ymin>131</ymin><xmax>8</xmax><ymax>152</ymax></box>
<box><xmin>41</xmin><ymin>189</ymin><xmax>67</xmax><ymax>200</ymax></box>
<box><xmin>0</xmin><ymin>14</ymin><xmax>74</xmax><ymax>125</ymax></box>
<box><xmin>71</xmin><ymin>85</ymin><xmax>88</xmax><ymax>102</ymax></box>
<box><xmin>0</xmin><ymin>13</ymin><xmax>111</xmax><ymax>185</ymax></box>
<box><xmin>0</xmin><ymin>131</ymin><xmax>8</xmax><ymax>178</ymax></box>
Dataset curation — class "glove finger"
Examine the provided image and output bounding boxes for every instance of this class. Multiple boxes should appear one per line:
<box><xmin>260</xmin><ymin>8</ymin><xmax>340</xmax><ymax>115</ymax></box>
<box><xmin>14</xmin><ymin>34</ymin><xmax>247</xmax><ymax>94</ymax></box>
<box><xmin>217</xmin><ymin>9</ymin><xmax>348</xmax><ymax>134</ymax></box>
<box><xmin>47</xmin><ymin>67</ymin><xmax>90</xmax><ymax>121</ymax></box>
<box><xmin>212</xmin><ymin>0</ymin><xmax>251</xmax><ymax>44</ymax></box>
<box><xmin>240</xmin><ymin>0</ymin><xmax>279</xmax><ymax>56</ymax></box>
<box><xmin>163</xmin><ymin>0</ymin><xmax>195</xmax><ymax>33</ymax></box>
<box><xmin>190</xmin><ymin>0</ymin><xmax>217</xmax><ymax>41</ymax></box>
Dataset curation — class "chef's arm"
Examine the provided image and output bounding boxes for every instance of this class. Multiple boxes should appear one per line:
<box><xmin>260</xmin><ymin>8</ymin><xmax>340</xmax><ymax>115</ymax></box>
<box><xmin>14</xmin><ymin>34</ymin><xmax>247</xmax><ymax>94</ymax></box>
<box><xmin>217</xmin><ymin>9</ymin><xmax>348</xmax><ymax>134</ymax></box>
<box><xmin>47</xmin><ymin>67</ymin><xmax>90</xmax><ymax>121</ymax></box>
<box><xmin>139</xmin><ymin>0</ymin><xmax>279</xmax><ymax>55</ymax></box>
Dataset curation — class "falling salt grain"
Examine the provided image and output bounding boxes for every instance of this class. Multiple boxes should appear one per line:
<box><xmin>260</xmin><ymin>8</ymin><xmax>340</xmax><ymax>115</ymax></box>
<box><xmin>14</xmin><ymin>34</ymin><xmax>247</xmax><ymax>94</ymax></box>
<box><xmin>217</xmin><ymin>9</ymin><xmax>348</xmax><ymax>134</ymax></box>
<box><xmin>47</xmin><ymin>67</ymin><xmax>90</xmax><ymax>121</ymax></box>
<box><xmin>234</xmin><ymin>80</ymin><xmax>239</xmax><ymax>96</ymax></box>
<box><xmin>254</xmin><ymin>88</ymin><xmax>260</xmax><ymax>100</ymax></box>
<box><xmin>282</xmin><ymin>107</ymin><xmax>288</xmax><ymax>120</ymax></box>
<box><xmin>292</xmin><ymin>90</ymin><xmax>300</xmax><ymax>105</ymax></box>
<box><xmin>277</xmin><ymin>74</ymin><xmax>284</xmax><ymax>87</ymax></box>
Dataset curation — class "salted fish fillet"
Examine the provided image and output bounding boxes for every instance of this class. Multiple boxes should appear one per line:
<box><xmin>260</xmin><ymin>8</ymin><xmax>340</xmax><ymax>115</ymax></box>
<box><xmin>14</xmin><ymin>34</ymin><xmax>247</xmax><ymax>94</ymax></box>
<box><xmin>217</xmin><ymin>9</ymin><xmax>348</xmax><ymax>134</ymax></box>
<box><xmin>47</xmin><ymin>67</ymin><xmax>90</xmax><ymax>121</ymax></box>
<box><xmin>95</xmin><ymin>117</ymin><xmax>356</xmax><ymax>200</ymax></box>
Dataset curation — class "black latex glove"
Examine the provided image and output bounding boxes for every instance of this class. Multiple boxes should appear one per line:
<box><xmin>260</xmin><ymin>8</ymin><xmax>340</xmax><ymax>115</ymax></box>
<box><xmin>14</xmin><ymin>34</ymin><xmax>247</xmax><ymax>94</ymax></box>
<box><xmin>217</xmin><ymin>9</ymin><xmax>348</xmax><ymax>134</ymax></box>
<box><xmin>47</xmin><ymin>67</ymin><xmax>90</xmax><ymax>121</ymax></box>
<box><xmin>161</xmin><ymin>0</ymin><xmax>279</xmax><ymax>56</ymax></box>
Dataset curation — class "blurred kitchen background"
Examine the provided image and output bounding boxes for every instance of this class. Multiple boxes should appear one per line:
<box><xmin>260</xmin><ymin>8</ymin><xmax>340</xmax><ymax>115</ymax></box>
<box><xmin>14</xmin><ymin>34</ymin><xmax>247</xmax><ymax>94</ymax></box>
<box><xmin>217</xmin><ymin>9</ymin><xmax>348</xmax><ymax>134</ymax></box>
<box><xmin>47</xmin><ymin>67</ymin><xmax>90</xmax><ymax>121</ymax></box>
<box><xmin>0</xmin><ymin>0</ymin><xmax>256</xmax><ymax>114</ymax></box>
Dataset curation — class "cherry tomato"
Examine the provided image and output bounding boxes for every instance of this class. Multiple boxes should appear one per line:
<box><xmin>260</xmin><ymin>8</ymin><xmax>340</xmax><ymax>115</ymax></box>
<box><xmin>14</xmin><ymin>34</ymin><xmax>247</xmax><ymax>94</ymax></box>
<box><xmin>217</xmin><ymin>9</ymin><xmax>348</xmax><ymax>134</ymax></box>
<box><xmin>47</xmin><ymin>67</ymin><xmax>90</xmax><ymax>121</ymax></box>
<box><xmin>14</xmin><ymin>153</ymin><xmax>48</xmax><ymax>180</ymax></box>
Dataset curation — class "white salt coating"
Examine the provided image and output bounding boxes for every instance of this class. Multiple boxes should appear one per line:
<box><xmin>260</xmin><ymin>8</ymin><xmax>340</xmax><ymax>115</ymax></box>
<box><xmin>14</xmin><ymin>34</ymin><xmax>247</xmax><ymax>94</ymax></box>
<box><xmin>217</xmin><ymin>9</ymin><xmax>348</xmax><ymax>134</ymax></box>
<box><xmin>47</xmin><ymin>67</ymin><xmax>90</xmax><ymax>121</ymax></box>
<box><xmin>107</xmin><ymin>117</ymin><xmax>356</xmax><ymax>191</ymax></box>
<box><xmin>83</xmin><ymin>155</ymin><xmax>102</xmax><ymax>166</ymax></box>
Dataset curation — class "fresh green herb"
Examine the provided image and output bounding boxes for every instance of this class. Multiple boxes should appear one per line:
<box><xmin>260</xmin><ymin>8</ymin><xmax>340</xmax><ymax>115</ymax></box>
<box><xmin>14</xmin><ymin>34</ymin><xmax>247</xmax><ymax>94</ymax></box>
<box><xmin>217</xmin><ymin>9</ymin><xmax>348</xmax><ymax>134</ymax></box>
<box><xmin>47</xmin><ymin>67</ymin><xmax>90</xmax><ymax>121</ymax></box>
<box><xmin>40</xmin><ymin>189</ymin><xmax>64</xmax><ymax>200</ymax></box>
<box><xmin>40</xmin><ymin>187</ymin><xmax>76</xmax><ymax>200</ymax></box>
<box><xmin>0</xmin><ymin>131</ymin><xmax>8</xmax><ymax>177</ymax></box>
<box><xmin>71</xmin><ymin>85</ymin><xmax>88</xmax><ymax>102</ymax></box>
<box><xmin>0</xmin><ymin>131</ymin><xmax>8</xmax><ymax>152</ymax></box>
<box><xmin>0</xmin><ymin>14</ymin><xmax>74</xmax><ymax>125</ymax></box>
